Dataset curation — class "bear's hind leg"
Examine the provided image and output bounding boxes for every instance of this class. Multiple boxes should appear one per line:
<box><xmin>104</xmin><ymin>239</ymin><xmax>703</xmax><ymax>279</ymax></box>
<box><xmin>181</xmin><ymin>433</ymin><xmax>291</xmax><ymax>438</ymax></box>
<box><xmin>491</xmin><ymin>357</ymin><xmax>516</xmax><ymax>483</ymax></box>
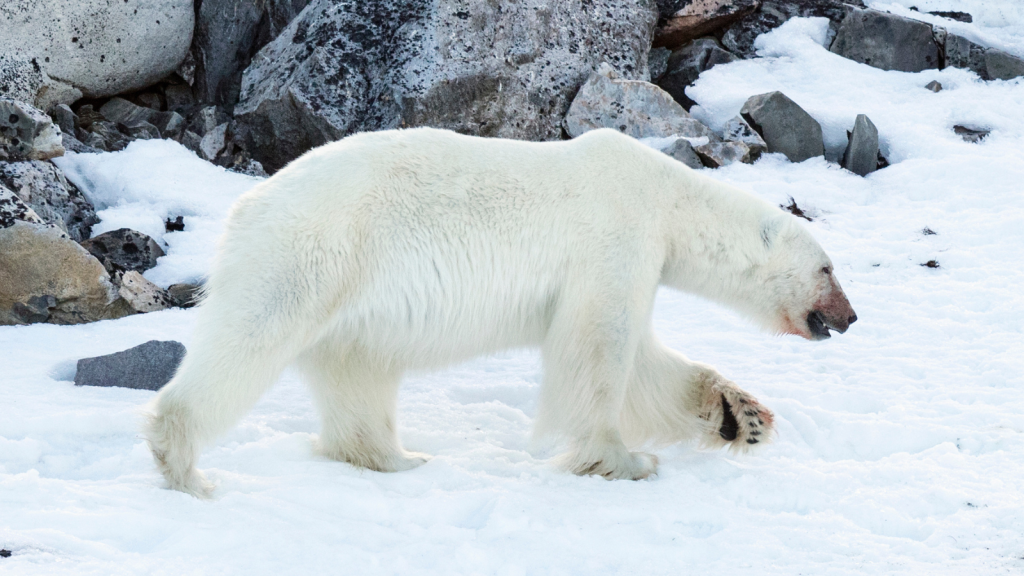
<box><xmin>298</xmin><ymin>340</ymin><xmax>429</xmax><ymax>473</ymax></box>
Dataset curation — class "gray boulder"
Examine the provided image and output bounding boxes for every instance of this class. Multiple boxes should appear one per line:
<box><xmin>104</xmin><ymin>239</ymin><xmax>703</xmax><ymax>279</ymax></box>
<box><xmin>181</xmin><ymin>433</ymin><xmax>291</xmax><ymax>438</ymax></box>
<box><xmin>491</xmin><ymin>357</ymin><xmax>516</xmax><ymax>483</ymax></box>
<box><xmin>649</xmin><ymin>47</ymin><xmax>671</xmax><ymax>82</ymax></box>
<box><xmin>723</xmin><ymin>114</ymin><xmax>767</xmax><ymax>158</ymax></box>
<box><xmin>694</xmin><ymin>137</ymin><xmax>758</xmax><ymax>167</ymax></box>
<box><xmin>661</xmin><ymin>138</ymin><xmax>704</xmax><ymax>169</ymax></box>
<box><xmin>841</xmin><ymin>114</ymin><xmax>879</xmax><ymax>177</ymax></box>
<box><xmin>0</xmin><ymin>160</ymin><xmax>97</xmax><ymax>242</ymax></box>
<box><xmin>0</xmin><ymin>182</ymin><xmax>45</xmax><ymax>228</ymax></box>
<box><xmin>80</xmin><ymin>228</ymin><xmax>165</xmax><ymax>275</ymax></box>
<box><xmin>658</xmin><ymin>37</ymin><xmax>738</xmax><ymax>110</ymax></box>
<box><xmin>192</xmin><ymin>0</ymin><xmax>313</xmax><ymax>106</ymax></box>
<box><xmin>0</xmin><ymin>54</ymin><xmax>82</xmax><ymax>111</ymax></box>
<box><xmin>1</xmin><ymin>99</ymin><xmax>64</xmax><ymax>162</ymax></box>
<box><xmin>74</xmin><ymin>340</ymin><xmax>186</xmax><ymax>391</ymax></box>
<box><xmin>565</xmin><ymin>64</ymin><xmax>713</xmax><ymax>140</ymax></box>
<box><xmin>946</xmin><ymin>35</ymin><xmax>1024</xmax><ymax>80</ymax></box>
<box><xmin>0</xmin><ymin>0</ymin><xmax>194</xmax><ymax>99</ymax></box>
<box><xmin>721</xmin><ymin>0</ymin><xmax>865</xmax><ymax>58</ymax></box>
<box><xmin>49</xmin><ymin>104</ymin><xmax>77</xmax><ymax>136</ymax></box>
<box><xmin>654</xmin><ymin>0</ymin><xmax>759</xmax><ymax>49</ymax></box>
<box><xmin>740</xmin><ymin>91</ymin><xmax>823</xmax><ymax>162</ymax></box>
<box><xmin>925</xmin><ymin>80</ymin><xmax>942</xmax><ymax>92</ymax></box>
<box><xmin>234</xmin><ymin>0</ymin><xmax>658</xmax><ymax>172</ymax></box>
<box><xmin>829</xmin><ymin>9</ymin><xmax>941</xmax><ymax>73</ymax></box>
<box><xmin>0</xmin><ymin>221</ymin><xmax>130</xmax><ymax>325</ymax></box>
<box><xmin>985</xmin><ymin>48</ymin><xmax>1024</xmax><ymax>81</ymax></box>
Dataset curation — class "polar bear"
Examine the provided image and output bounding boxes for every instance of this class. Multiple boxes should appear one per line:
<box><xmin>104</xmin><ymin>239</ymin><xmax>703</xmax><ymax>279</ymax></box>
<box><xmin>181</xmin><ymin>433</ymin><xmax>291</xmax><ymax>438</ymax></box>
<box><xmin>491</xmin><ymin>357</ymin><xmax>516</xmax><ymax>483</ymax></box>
<box><xmin>145</xmin><ymin>127</ymin><xmax>856</xmax><ymax>497</ymax></box>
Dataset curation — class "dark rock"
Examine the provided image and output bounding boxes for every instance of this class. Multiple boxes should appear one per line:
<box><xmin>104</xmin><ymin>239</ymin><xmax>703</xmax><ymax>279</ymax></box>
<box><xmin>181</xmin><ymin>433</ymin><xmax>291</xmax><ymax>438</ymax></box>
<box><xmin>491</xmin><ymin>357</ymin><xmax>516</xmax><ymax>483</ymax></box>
<box><xmin>165</xmin><ymin>216</ymin><xmax>185</xmax><ymax>232</ymax></box>
<box><xmin>694</xmin><ymin>137</ymin><xmax>758</xmax><ymax>167</ymax></box>
<box><xmin>953</xmin><ymin>125</ymin><xmax>988</xmax><ymax>143</ymax></box>
<box><xmin>876</xmin><ymin>151</ymin><xmax>889</xmax><ymax>170</ymax></box>
<box><xmin>985</xmin><ymin>48</ymin><xmax>1024</xmax><ymax>81</ymax></box>
<box><xmin>722</xmin><ymin>114</ymin><xmax>767</xmax><ymax>158</ymax></box>
<box><xmin>661</xmin><ymin>138</ymin><xmax>704</xmax><ymax>169</ymax></box>
<box><xmin>137</xmin><ymin>93</ymin><xmax>163</xmax><ymax>111</ymax></box>
<box><xmin>925</xmin><ymin>80</ymin><xmax>942</xmax><ymax>92</ymax></box>
<box><xmin>82</xmin><ymin>131</ymin><xmax>109</xmax><ymax>152</ymax></box>
<box><xmin>649</xmin><ymin>47</ymin><xmax>671</xmax><ymax>82</ymax></box>
<box><xmin>163</xmin><ymin>84</ymin><xmax>197</xmax><ymax>113</ymax></box>
<box><xmin>654</xmin><ymin>0</ymin><xmax>760</xmax><ymax>49</ymax></box>
<box><xmin>564</xmin><ymin>64</ymin><xmax>713</xmax><ymax>140</ymax></box>
<box><xmin>181</xmin><ymin>130</ymin><xmax>203</xmax><ymax>154</ymax></box>
<box><xmin>234</xmin><ymin>0</ymin><xmax>659</xmax><ymax>172</ymax></box>
<box><xmin>151</xmin><ymin>112</ymin><xmax>186</xmax><ymax>141</ymax></box>
<box><xmin>74</xmin><ymin>105</ymin><xmax>105</xmax><ymax>130</ymax></box>
<box><xmin>926</xmin><ymin>10</ymin><xmax>972</xmax><ymax>23</ymax></box>
<box><xmin>87</xmin><ymin>121</ymin><xmax>129</xmax><ymax>152</ymax></box>
<box><xmin>944</xmin><ymin>34</ymin><xmax>988</xmax><ymax>77</ymax></box>
<box><xmin>49</xmin><ymin>104</ymin><xmax>78</xmax><ymax>136</ymax></box>
<box><xmin>721</xmin><ymin>0</ymin><xmax>865</xmax><ymax>58</ymax></box>
<box><xmin>841</xmin><ymin>114</ymin><xmax>879</xmax><ymax>176</ymax></box>
<box><xmin>193</xmin><ymin>0</ymin><xmax>314</xmax><ymax>106</ymax></box>
<box><xmin>740</xmin><ymin>91</ymin><xmax>823</xmax><ymax>162</ymax></box>
<box><xmin>830</xmin><ymin>8</ymin><xmax>941</xmax><ymax>72</ymax></box>
<box><xmin>0</xmin><ymin>549</ymin><xmax>11</xmax><ymax>558</ymax></box>
<box><xmin>100</xmin><ymin>98</ymin><xmax>158</xmax><ymax>128</ymax></box>
<box><xmin>0</xmin><ymin>99</ymin><xmax>64</xmax><ymax>161</ymax></box>
<box><xmin>0</xmin><ymin>160</ymin><xmax>97</xmax><ymax>241</ymax></box>
<box><xmin>658</xmin><ymin>37</ymin><xmax>738</xmax><ymax>110</ymax></box>
<box><xmin>118</xmin><ymin>121</ymin><xmax>162</xmax><ymax>141</ymax></box>
<box><xmin>167</xmin><ymin>283</ymin><xmax>203</xmax><ymax>308</ymax></box>
<box><xmin>80</xmin><ymin>228</ymin><xmax>165</xmax><ymax>275</ymax></box>
<box><xmin>188</xmin><ymin>106</ymin><xmax>229</xmax><ymax>138</ymax></box>
<box><xmin>74</xmin><ymin>340</ymin><xmax>186</xmax><ymax>391</ymax></box>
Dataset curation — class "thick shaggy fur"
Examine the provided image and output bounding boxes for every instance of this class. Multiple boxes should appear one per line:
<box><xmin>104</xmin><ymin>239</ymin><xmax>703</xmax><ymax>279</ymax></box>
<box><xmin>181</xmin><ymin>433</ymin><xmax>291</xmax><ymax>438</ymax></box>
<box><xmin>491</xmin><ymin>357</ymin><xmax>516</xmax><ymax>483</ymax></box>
<box><xmin>145</xmin><ymin>127</ymin><xmax>853</xmax><ymax>497</ymax></box>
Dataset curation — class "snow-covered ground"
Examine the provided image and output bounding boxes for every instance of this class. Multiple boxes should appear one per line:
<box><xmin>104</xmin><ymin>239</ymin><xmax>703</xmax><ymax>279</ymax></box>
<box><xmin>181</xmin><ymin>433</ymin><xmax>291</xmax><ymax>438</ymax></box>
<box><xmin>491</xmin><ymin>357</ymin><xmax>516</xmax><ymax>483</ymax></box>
<box><xmin>3</xmin><ymin>11</ymin><xmax>1024</xmax><ymax>576</ymax></box>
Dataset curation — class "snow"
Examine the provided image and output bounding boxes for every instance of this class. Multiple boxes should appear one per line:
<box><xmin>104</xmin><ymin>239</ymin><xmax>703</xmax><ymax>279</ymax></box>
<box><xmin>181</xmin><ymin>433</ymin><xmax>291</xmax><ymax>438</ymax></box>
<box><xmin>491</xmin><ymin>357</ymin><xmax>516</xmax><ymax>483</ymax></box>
<box><xmin>4</xmin><ymin>13</ymin><xmax>1024</xmax><ymax>576</ymax></box>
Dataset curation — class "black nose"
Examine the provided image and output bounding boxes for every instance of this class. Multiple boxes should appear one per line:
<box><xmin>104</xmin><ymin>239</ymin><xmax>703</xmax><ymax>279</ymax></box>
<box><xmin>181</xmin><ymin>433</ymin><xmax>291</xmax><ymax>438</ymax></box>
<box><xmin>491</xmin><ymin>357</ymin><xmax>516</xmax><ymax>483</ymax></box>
<box><xmin>848</xmin><ymin>314</ymin><xmax>858</xmax><ymax>325</ymax></box>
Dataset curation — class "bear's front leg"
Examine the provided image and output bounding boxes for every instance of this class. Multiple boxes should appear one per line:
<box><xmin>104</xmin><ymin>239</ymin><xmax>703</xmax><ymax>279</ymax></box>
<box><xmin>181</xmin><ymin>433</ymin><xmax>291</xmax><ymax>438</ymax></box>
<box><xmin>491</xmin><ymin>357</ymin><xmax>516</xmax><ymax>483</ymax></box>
<box><xmin>694</xmin><ymin>370</ymin><xmax>775</xmax><ymax>451</ymax></box>
<box><xmin>537</xmin><ymin>295</ymin><xmax>658</xmax><ymax>480</ymax></box>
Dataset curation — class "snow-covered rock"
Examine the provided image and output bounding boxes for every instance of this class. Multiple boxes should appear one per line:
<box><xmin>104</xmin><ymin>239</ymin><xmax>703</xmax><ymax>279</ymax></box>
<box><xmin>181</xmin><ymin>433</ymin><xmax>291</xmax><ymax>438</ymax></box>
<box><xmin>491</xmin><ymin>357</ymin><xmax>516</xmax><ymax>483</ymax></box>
<box><xmin>0</xmin><ymin>0</ymin><xmax>194</xmax><ymax>99</ymax></box>
<box><xmin>830</xmin><ymin>9</ymin><xmax>941</xmax><ymax>73</ymax></box>
<box><xmin>720</xmin><ymin>0</ymin><xmax>863</xmax><ymax>57</ymax></box>
<box><xmin>234</xmin><ymin>0</ymin><xmax>658</xmax><ymax>171</ymax></box>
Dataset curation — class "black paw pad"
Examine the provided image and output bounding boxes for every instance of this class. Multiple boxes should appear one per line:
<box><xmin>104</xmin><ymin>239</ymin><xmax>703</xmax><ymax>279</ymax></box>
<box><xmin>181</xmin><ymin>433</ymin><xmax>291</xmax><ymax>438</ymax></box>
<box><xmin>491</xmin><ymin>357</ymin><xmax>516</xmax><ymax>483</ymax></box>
<box><xmin>719</xmin><ymin>394</ymin><xmax>739</xmax><ymax>441</ymax></box>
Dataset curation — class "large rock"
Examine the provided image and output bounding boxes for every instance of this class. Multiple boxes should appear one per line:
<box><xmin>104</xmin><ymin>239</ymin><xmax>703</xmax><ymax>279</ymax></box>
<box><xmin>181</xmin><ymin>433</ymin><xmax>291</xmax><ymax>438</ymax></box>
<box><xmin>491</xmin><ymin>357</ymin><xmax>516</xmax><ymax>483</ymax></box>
<box><xmin>0</xmin><ymin>160</ymin><xmax>97</xmax><ymax>241</ymax></box>
<box><xmin>658</xmin><ymin>37</ymin><xmax>738</xmax><ymax>110</ymax></box>
<box><xmin>0</xmin><ymin>54</ymin><xmax>83</xmax><ymax>111</ymax></box>
<box><xmin>74</xmin><ymin>340</ymin><xmax>186</xmax><ymax>391</ymax></box>
<box><xmin>0</xmin><ymin>221</ymin><xmax>129</xmax><ymax>325</ymax></box>
<box><xmin>0</xmin><ymin>0</ymin><xmax>194</xmax><ymax>99</ymax></box>
<box><xmin>721</xmin><ymin>0</ymin><xmax>864</xmax><ymax>58</ymax></box>
<box><xmin>80</xmin><ymin>228</ymin><xmax>165</xmax><ymax>275</ymax></box>
<box><xmin>841</xmin><ymin>114</ymin><xmax>878</xmax><ymax>177</ymax></box>
<box><xmin>661</xmin><ymin>138</ymin><xmax>704</xmax><ymax>169</ymax></box>
<box><xmin>0</xmin><ymin>160</ymin><xmax>97</xmax><ymax>242</ymax></box>
<box><xmin>829</xmin><ymin>9</ymin><xmax>941</xmax><ymax>73</ymax></box>
<box><xmin>945</xmin><ymin>34</ymin><xmax>1024</xmax><ymax>81</ymax></box>
<box><xmin>234</xmin><ymin>0</ymin><xmax>659</xmax><ymax>172</ymax></box>
<box><xmin>192</xmin><ymin>0</ymin><xmax>313</xmax><ymax>106</ymax></box>
<box><xmin>740</xmin><ymin>91</ymin><xmax>823</xmax><ymax>163</ymax></box>
<box><xmin>0</xmin><ymin>99</ymin><xmax>64</xmax><ymax>162</ymax></box>
<box><xmin>654</xmin><ymin>0</ymin><xmax>759</xmax><ymax>49</ymax></box>
<box><xmin>0</xmin><ymin>182</ymin><xmax>45</xmax><ymax>228</ymax></box>
<box><xmin>564</xmin><ymin>64</ymin><xmax>713</xmax><ymax>140</ymax></box>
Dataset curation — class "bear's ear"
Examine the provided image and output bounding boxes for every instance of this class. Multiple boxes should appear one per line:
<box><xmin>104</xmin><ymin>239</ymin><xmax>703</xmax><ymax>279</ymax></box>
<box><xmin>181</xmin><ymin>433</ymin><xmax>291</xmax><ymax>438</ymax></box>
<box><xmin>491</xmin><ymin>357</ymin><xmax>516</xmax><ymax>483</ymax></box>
<box><xmin>760</xmin><ymin>217</ymin><xmax>782</xmax><ymax>250</ymax></box>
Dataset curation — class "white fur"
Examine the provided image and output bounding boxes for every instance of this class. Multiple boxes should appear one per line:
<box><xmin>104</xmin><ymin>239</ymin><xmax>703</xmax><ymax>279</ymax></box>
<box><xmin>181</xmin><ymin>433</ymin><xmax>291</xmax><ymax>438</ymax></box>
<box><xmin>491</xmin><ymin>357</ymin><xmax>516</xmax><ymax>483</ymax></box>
<box><xmin>145</xmin><ymin>127</ymin><xmax>840</xmax><ymax>497</ymax></box>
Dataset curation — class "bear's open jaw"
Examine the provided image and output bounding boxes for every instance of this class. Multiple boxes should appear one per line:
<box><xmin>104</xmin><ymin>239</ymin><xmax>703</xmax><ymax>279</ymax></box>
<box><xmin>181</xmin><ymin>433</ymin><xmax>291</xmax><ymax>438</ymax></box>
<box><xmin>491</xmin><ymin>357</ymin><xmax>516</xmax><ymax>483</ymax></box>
<box><xmin>806</xmin><ymin>311</ymin><xmax>832</xmax><ymax>340</ymax></box>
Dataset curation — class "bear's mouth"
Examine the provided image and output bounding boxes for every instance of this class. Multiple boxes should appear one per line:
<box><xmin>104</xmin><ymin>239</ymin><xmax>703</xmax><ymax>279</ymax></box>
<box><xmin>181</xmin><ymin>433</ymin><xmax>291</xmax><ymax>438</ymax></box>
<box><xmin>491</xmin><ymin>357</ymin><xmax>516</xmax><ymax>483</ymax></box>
<box><xmin>806</xmin><ymin>311</ymin><xmax>832</xmax><ymax>340</ymax></box>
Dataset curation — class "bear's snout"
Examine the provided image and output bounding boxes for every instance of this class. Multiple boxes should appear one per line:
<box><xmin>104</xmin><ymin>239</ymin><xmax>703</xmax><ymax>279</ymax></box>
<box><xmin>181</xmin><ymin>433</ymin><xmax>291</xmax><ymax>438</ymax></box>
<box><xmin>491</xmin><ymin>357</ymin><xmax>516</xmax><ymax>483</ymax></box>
<box><xmin>806</xmin><ymin>280</ymin><xmax>856</xmax><ymax>340</ymax></box>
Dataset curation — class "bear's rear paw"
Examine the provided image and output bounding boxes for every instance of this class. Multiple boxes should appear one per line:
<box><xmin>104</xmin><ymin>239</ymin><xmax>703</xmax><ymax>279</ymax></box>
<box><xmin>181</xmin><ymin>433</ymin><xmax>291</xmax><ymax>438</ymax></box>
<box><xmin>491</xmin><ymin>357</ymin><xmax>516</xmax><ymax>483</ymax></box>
<box><xmin>700</xmin><ymin>386</ymin><xmax>775</xmax><ymax>453</ymax></box>
<box><xmin>382</xmin><ymin>451</ymin><xmax>432</xmax><ymax>472</ymax></box>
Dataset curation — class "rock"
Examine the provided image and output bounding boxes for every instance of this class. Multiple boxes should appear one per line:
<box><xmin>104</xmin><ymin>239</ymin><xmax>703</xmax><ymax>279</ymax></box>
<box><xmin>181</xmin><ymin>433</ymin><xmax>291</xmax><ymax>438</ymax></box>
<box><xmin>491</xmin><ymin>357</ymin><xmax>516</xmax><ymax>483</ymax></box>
<box><xmin>49</xmin><ymin>104</ymin><xmax>77</xmax><ymax>136</ymax></box>
<box><xmin>564</xmin><ymin>64</ymin><xmax>714</xmax><ymax>140</ymax></box>
<box><xmin>953</xmin><ymin>125</ymin><xmax>988</xmax><ymax>143</ymax></box>
<box><xmin>116</xmin><ymin>271</ymin><xmax>175</xmax><ymax>314</ymax></box>
<box><xmin>80</xmin><ymin>228</ymin><xmax>165</xmax><ymax>275</ymax></box>
<box><xmin>661</xmin><ymin>138</ymin><xmax>704</xmax><ymax>169</ymax></box>
<box><xmin>0</xmin><ymin>160</ymin><xmax>98</xmax><ymax>242</ymax></box>
<box><xmin>137</xmin><ymin>93</ymin><xmax>163</xmax><ymax>111</ymax></box>
<box><xmin>654</xmin><ymin>0</ymin><xmax>760</xmax><ymax>49</ymax></box>
<box><xmin>649</xmin><ymin>47</ymin><xmax>671</xmax><ymax>82</ymax></box>
<box><xmin>167</xmin><ymin>283</ymin><xmax>203</xmax><ymax>308</ymax></box>
<box><xmin>99</xmin><ymin>98</ymin><xmax>155</xmax><ymax>127</ymax></box>
<box><xmin>74</xmin><ymin>340</ymin><xmax>186</xmax><ymax>391</ymax></box>
<box><xmin>0</xmin><ymin>221</ymin><xmax>129</xmax><ymax>325</ymax></box>
<box><xmin>0</xmin><ymin>54</ymin><xmax>82</xmax><ymax>111</ymax></box>
<box><xmin>0</xmin><ymin>182</ymin><xmax>45</xmax><ymax>227</ymax></box>
<box><xmin>81</xmin><ymin>131</ymin><xmax>109</xmax><ymax>152</ymax></box>
<box><xmin>694</xmin><ymin>137</ymin><xmax>758</xmax><ymax>167</ymax></box>
<box><xmin>658</xmin><ymin>37</ymin><xmax>738</xmax><ymax>110</ymax></box>
<box><xmin>86</xmin><ymin>121</ymin><xmax>129</xmax><ymax>152</ymax></box>
<box><xmin>0</xmin><ymin>0</ymin><xmax>194</xmax><ymax>99</ymax></box>
<box><xmin>740</xmin><ymin>91</ymin><xmax>823</xmax><ymax>162</ymax></box>
<box><xmin>922</xmin><ymin>10</ymin><xmax>972</xmax><ymax>23</ymax></box>
<box><xmin>721</xmin><ymin>0</ymin><xmax>864</xmax><ymax>58</ymax></box>
<box><xmin>199</xmin><ymin>123</ymin><xmax>229</xmax><ymax>161</ymax></box>
<box><xmin>152</xmin><ymin>112</ymin><xmax>186</xmax><ymax>141</ymax></box>
<box><xmin>193</xmin><ymin>0</ymin><xmax>314</xmax><ymax>106</ymax></box>
<box><xmin>841</xmin><ymin>114</ymin><xmax>879</xmax><ymax>176</ymax></box>
<box><xmin>234</xmin><ymin>0</ymin><xmax>659</xmax><ymax>172</ymax></box>
<box><xmin>61</xmin><ymin>132</ymin><xmax>101</xmax><ymax>155</ymax></box>
<box><xmin>165</xmin><ymin>216</ymin><xmax>185</xmax><ymax>232</ymax></box>
<box><xmin>188</xmin><ymin>106</ymin><xmax>228</xmax><ymax>138</ymax></box>
<box><xmin>181</xmin><ymin>130</ymin><xmax>203</xmax><ymax>154</ymax></box>
<box><xmin>722</xmin><ymin>115</ymin><xmax>767</xmax><ymax>158</ymax></box>
<box><xmin>925</xmin><ymin>80</ymin><xmax>942</xmax><ymax>92</ymax></box>
<box><xmin>830</xmin><ymin>8</ymin><xmax>941</xmax><ymax>73</ymax></box>
<box><xmin>0</xmin><ymin>99</ymin><xmax>64</xmax><ymax>162</ymax></box>
<box><xmin>74</xmin><ymin>105</ymin><xmax>105</xmax><ymax>130</ymax></box>
<box><xmin>118</xmin><ymin>120</ymin><xmax>161</xmax><ymax>141</ymax></box>
<box><xmin>163</xmin><ymin>84</ymin><xmax>197</xmax><ymax>114</ymax></box>
<box><xmin>944</xmin><ymin>34</ymin><xmax>988</xmax><ymax>78</ymax></box>
<box><xmin>984</xmin><ymin>48</ymin><xmax>1024</xmax><ymax>81</ymax></box>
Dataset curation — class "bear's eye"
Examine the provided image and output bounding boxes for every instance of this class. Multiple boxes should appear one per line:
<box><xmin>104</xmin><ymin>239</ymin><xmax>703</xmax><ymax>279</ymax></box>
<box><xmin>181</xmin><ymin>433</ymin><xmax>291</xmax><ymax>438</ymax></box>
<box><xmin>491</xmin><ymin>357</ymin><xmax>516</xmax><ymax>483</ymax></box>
<box><xmin>821</xmin><ymin>266</ymin><xmax>831</xmax><ymax>275</ymax></box>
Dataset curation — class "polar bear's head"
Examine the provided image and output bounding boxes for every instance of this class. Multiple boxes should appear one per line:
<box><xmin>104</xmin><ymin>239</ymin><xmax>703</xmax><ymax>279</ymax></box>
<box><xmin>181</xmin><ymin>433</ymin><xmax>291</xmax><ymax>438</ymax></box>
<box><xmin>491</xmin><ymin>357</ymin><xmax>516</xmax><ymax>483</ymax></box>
<box><xmin>753</xmin><ymin>216</ymin><xmax>857</xmax><ymax>341</ymax></box>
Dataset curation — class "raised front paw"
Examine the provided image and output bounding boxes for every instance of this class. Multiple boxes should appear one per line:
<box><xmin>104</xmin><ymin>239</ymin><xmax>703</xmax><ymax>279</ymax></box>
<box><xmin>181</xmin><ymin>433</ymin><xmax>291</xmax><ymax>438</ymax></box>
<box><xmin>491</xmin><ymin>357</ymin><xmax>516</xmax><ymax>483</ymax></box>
<box><xmin>699</xmin><ymin>385</ymin><xmax>775</xmax><ymax>452</ymax></box>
